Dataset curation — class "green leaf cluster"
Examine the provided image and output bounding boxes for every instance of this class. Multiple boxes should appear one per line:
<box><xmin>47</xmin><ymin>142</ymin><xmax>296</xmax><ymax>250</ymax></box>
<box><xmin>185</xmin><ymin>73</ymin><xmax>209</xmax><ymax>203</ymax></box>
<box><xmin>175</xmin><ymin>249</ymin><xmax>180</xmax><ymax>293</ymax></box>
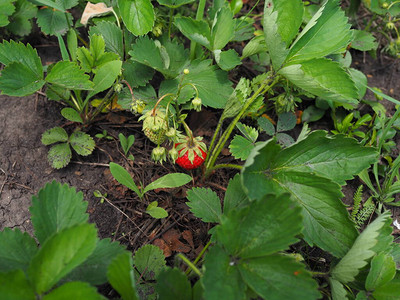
<box><xmin>0</xmin><ymin>181</ymin><xmax>126</xmax><ymax>299</ymax></box>
<box><xmin>41</xmin><ymin>127</ymin><xmax>95</xmax><ymax>169</ymax></box>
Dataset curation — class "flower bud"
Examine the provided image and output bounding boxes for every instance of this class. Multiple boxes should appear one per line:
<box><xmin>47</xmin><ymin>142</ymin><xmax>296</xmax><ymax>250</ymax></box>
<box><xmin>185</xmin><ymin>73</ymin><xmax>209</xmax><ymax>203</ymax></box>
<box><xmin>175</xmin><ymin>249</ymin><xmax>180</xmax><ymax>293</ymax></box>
<box><xmin>192</xmin><ymin>97</ymin><xmax>202</xmax><ymax>112</ymax></box>
<box><xmin>151</xmin><ymin>146</ymin><xmax>167</xmax><ymax>163</ymax></box>
<box><xmin>168</xmin><ymin>147</ymin><xmax>179</xmax><ymax>162</ymax></box>
<box><xmin>183</xmin><ymin>69</ymin><xmax>190</xmax><ymax>75</ymax></box>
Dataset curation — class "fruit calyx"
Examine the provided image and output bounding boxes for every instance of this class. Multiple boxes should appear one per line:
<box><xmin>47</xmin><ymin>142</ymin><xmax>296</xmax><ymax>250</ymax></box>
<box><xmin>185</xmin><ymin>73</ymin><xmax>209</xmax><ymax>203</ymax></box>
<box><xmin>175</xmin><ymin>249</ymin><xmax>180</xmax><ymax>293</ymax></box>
<box><xmin>174</xmin><ymin>135</ymin><xmax>207</xmax><ymax>170</ymax></box>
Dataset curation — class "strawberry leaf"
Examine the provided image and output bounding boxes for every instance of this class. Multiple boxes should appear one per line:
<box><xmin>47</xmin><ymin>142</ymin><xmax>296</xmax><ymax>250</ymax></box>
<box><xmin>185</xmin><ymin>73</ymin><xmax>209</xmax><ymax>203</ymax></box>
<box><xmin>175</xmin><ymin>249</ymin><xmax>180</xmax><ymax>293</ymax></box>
<box><xmin>46</xmin><ymin>61</ymin><xmax>93</xmax><ymax>90</ymax></box>
<box><xmin>69</xmin><ymin>131</ymin><xmax>95</xmax><ymax>156</ymax></box>
<box><xmin>47</xmin><ymin>143</ymin><xmax>72</xmax><ymax>169</ymax></box>
<box><xmin>117</xmin><ymin>0</ymin><xmax>154</xmax><ymax>36</ymax></box>
<box><xmin>186</xmin><ymin>188</ymin><xmax>222</xmax><ymax>223</ymax></box>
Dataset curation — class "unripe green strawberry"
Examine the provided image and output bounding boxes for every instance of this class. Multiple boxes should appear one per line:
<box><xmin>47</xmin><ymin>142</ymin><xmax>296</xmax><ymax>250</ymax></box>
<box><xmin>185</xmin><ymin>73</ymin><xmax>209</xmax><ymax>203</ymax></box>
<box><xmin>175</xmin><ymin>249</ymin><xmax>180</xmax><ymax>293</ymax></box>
<box><xmin>140</xmin><ymin>109</ymin><xmax>167</xmax><ymax>144</ymax></box>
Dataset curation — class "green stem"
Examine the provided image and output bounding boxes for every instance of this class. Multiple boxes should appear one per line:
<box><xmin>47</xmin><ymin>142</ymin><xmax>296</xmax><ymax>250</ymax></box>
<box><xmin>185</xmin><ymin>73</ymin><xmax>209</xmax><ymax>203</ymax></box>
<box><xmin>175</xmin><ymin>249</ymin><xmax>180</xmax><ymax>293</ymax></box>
<box><xmin>207</xmin><ymin>164</ymin><xmax>243</xmax><ymax>173</ymax></box>
<box><xmin>88</xmin><ymin>88</ymin><xmax>115</xmax><ymax>123</ymax></box>
<box><xmin>185</xmin><ymin>240</ymin><xmax>212</xmax><ymax>276</ymax></box>
<box><xmin>204</xmin><ymin>76</ymin><xmax>279</xmax><ymax>177</ymax></box>
<box><xmin>190</xmin><ymin>0</ymin><xmax>207</xmax><ymax>60</ymax></box>
<box><xmin>206</xmin><ymin>119</ymin><xmax>224</xmax><ymax>159</ymax></box>
<box><xmin>177</xmin><ymin>254</ymin><xmax>202</xmax><ymax>277</ymax></box>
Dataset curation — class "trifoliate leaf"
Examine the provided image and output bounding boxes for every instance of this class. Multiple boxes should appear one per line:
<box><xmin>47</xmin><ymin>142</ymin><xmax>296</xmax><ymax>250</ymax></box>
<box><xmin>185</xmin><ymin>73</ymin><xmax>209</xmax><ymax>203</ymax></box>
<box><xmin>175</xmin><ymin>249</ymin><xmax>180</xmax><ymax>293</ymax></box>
<box><xmin>36</xmin><ymin>8</ymin><xmax>72</xmax><ymax>35</ymax></box>
<box><xmin>186</xmin><ymin>188</ymin><xmax>222</xmax><ymax>223</ymax></box>
<box><xmin>133</xmin><ymin>245</ymin><xmax>166</xmax><ymax>281</ymax></box>
<box><xmin>331</xmin><ymin>211</ymin><xmax>391</xmax><ymax>283</ymax></box>
<box><xmin>47</xmin><ymin>143</ymin><xmax>72</xmax><ymax>169</ymax></box>
<box><xmin>86</xmin><ymin>60</ymin><xmax>122</xmax><ymax>99</ymax></box>
<box><xmin>46</xmin><ymin>61</ymin><xmax>94</xmax><ymax>90</ymax></box>
<box><xmin>216</xmin><ymin>193</ymin><xmax>302</xmax><ymax>258</ymax></box>
<box><xmin>27</xmin><ymin>223</ymin><xmax>97</xmax><ymax>294</ymax></box>
<box><xmin>239</xmin><ymin>254</ymin><xmax>321</xmax><ymax>300</ymax></box>
<box><xmin>30</xmin><ymin>181</ymin><xmax>89</xmax><ymax>245</ymax></box>
<box><xmin>0</xmin><ymin>228</ymin><xmax>37</xmax><ymax>272</ymax></box>
<box><xmin>117</xmin><ymin>0</ymin><xmax>154</xmax><ymax>36</ymax></box>
<box><xmin>89</xmin><ymin>21</ymin><xmax>124</xmax><ymax>59</ymax></box>
<box><xmin>287</xmin><ymin>0</ymin><xmax>352</xmax><ymax>63</ymax></box>
<box><xmin>107</xmin><ymin>252</ymin><xmax>139</xmax><ymax>300</ymax></box>
<box><xmin>279</xmin><ymin>58</ymin><xmax>358</xmax><ymax>105</ymax></box>
<box><xmin>155</xmin><ymin>268</ymin><xmax>192</xmax><ymax>299</ymax></box>
<box><xmin>69</xmin><ymin>131</ymin><xmax>95</xmax><ymax>156</ymax></box>
<box><xmin>221</xmin><ymin>77</ymin><xmax>251</xmax><ymax>119</ymax></box>
<box><xmin>236</xmin><ymin>122</ymin><xmax>259</xmax><ymax>142</ymax></box>
<box><xmin>241</xmin><ymin>132</ymin><xmax>378</xmax><ymax>257</ymax></box>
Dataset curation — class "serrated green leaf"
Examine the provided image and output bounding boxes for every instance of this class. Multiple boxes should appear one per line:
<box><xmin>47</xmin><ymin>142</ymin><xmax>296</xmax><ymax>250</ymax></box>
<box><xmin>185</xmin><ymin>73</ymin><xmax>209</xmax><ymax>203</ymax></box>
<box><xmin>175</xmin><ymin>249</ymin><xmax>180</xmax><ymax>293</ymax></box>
<box><xmin>143</xmin><ymin>173</ymin><xmax>191</xmax><ymax>194</ymax></box>
<box><xmin>264</xmin><ymin>0</ymin><xmax>303</xmax><ymax>46</ymax></box>
<box><xmin>33</xmin><ymin>0</ymin><xmax>66</xmax><ymax>11</ymax></box>
<box><xmin>202</xmin><ymin>245</ymin><xmax>246</xmax><ymax>300</ymax></box>
<box><xmin>372</xmin><ymin>277</ymin><xmax>400</xmax><ymax>300</ymax></box>
<box><xmin>331</xmin><ymin>211</ymin><xmax>391</xmax><ymax>283</ymax></box>
<box><xmin>275</xmin><ymin>131</ymin><xmax>378</xmax><ymax>185</ymax></box>
<box><xmin>279</xmin><ymin>58</ymin><xmax>358</xmax><ymax>105</ymax></box>
<box><xmin>277</xmin><ymin>112</ymin><xmax>297</xmax><ymax>132</ymax></box>
<box><xmin>239</xmin><ymin>254</ymin><xmax>320</xmax><ymax>300</ymax></box>
<box><xmin>157</xmin><ymin>0</ymin><xmax>194</xmax><ymax>8</ymax></box>
<box><xmin>214</xmin><ymin>49</ymin><xmax>241</xmax><ymax>71</ymax></box>
<box><xmin>0</xmin><ymin>269</ymin><xmax>36</xmax><ymax>300</ymax></box>
<box><xmin>36</xmin><ymin>8</ymin><xmax>72</xmax><ymax>35</ymax></box>
<box><xmin>129</xmin><ymin>37</ymin><xmax>188</xmax><ymax>79</ymax></box>
<box><xmin>242</xmin><ymin>35</ymin><xmax>268</xmax><ymax>59</ymax></box>
<box><xmin>28</xmin><ymin>223</ymin><xmax>97</xmax><ymax>294</ymax></box>
<box><xmin>109</xmin><ymin>162</ymin><xmax>141</xmax><ymax>196</ymax></box>
<box><xmin>223</xmin><ymin>174</ymin><xmax>250</xmax><ymax>215</ymax></box>
<box><xmin>211</xmin><ymin>7</ymin><xmax>235</xmax><ymax>50</ymax></box>
<box><xmin>0</xmin><ymin>62</ymin><xmax>45</xmax><ymax>96</ymax></box>
<box><xmin>0</xmin><ymin>228</ymin><xmax>37</xmax><ymax>272</ymax></box>
<box><xmin>46</xmin><ymin>61</ymin><xmax>94</xmax><ymax>90</ymax></box>
<box><xmin>257</xmin><ymin>116</ymin><xmax>276</xmax><ymax>135</ymax></box>
<box><xmin>61</xmin><ymin>108</ymin><xmax>83</xmax><ymax>123</ymax></box>
<box><xmin>146</xmin><ymin>206</ymin><xmax>168</xmax><ymax>219</ymax></box>
<box><xmin>174</xmin><ymin>17</ymin><xmax>211</xmax><ymax>49</ymax></box>
<box><xmin>69</xmin><ymin>131</ymin><xmax>95</xmax><ymax>156</ymax></box>
<box><xmin>30</xmin><ymin>181</ymin><xmax>88</xmax><ymax>245</ymax></box>
<box><xmin>0</xmin><ymin>41</ymin><xmax>42</xmax><ymax>77</ymax></box>
<box><xmin>90</xmin><ymin>21</ymin><xmax>124</xmax><ymax>59</ymax></box>
<box><xmin>366</xmin><ymin>253</ymin><xmax>397</xmax><ymax>291</ymax></box>
<box><xmin>186</xmin><ymin>188</ymin><xmax>222</xmax><ymax>223</ymax></box>
<box><xmin>262</xmin><ymin>1</ymin><xmax>289</xmax><ymax>70</ymax></box>
<box><xmin>107</xmin><ymin>252</ymin><xmax>139</xmax><ymax>300</ymax></box>
<box><xmin>41</xmin><ymin>127</ymin><xmax>68</xmax><ymax>145</ymax></box>
<box><xmin>118</xmin><ymin>0</ymin><xmax>154</xmax><ymax>36</ymax></box>
<box><xmin>62</xmin><ymin>238</ymin><xmax>124</xmax><ymax>285</ymax></box>
<box><xmin>86</xmin><ymin>60</ymin><xmax>122</xmax><ymax>99</ymax></box>
<box><xmin>287</xmin><ymin>0</ymin><xmax>352</xmax><ymax>63</ymax></box>
<box><xmin>123</xmin><ymin>60</ymin><xmax>154</xmax><ymax>88</ymax></box>
<box><xmin>155</xmin><ymin>268</ymin><xmax>192</xmax><ymax>299</ymax></box>
<box><xmin>352</xmin><ymin>30</ymin><xmax>378</xmax><ymax>51</ymax></box>
<box><xmin>134</xmin><ymin>244</ymin><xmax>166</xmax><ymax>281</ymax></box>
<box><xmin>241</xmin><ymin>135</ymin><xmax>364</xmax><ymax>257</ymax></box>
<box><xmin>47</xmin><ymin>143</ymin><xmax>72</xmax><ymax>169</ymax></box>
<box><xmin>229</xmin><ymin>135</ymin><xmax>259</xmax><ymax>161</ymax></box>
<box><xmin>348</xmin><ymin>68</ymin><xmax>367</xmax><ymax>100</ymax></box>
<box><xmin>276</xmin><ymin>132</ymin><xmax>295</xmax><ymax>146</ymax></box>
<box><xmin>42</xmin><ymin>281</ymin><xmax>105</xmax><ymax>300</ymax></box>
<box><xmin>236</xmin><ymin>122</ymin><xmax>258</xmax><ymax>142</ymax></box>
<box><xmin>0</xmin><ymin>0</ymin><xmax>15</xmax><ymax>27</ymax></box>
<box><xmin>77</xmin><ymin>47</ymin><xmax>94</xmax><ymax>73</ymax></box>
<box><xmin>181</xmin><ymin>59</ymin><xmax>233</xmax><ymax>108</ymax></box>
<box><xmin>329</xmin><ymin>278</ymin><xmax>349</xmax><ymax>300</ymax></box>
<box><xmin>216</xmin><ymin>194</ymin><xmax>302</xmax><ymax>258</ymax></box>
<box><xmin>6</xmin><ymin>0</ymin><xmax>37</xmax><ymax>36</ymax></box>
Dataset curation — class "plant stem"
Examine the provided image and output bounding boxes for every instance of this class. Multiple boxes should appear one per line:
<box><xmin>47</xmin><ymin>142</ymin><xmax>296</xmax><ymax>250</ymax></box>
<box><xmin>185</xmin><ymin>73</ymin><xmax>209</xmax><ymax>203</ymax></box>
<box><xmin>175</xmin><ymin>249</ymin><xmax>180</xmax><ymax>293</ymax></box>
<box><xmin>206</xmin><ymin>164</ymin><xmax>243</xmax><ymax>173</ymax></box>
<box><xmin>185</xmin><ymin>240</ymin><xmax>212</xmax><ymax>276</ymax></box>
<box><xmin>190</xmin><ymin>0</ymin><xmax>207</xmax><ymax>60</ymax></box>
<box><xmin>204</xmin><ymin>76</ymin><xmax>279</xmax><ymax>177</ymax></box>
<box><xmin>177</xmin><ymin>253</ymin><xmax>202</xmax><ymax>277</ymax></box>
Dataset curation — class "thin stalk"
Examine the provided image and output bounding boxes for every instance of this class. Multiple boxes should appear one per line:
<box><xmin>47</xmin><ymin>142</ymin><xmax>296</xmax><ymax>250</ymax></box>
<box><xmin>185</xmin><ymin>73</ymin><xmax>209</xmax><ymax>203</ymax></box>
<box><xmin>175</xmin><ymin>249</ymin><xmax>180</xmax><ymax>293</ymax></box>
<box><xmin>206</xmin><ymin>119</ymin><xmax>224</xmax><ymax>158</ymax></box>
<box><xmin>207</xmin><ymin>164</ymin><xmax>243</xmax><ymax>172</ymax></box>
<box><xmin>177</xmin><ymin>254</ymin><xmax>202</xmax><ymax>277</ymax></box>
<box><xmin>204</xmin><ymin>76</ymin><xmax>279</xmax><ymax>177</ymax></box>
<box><xmin>190</xmin><ymin>0</ymin><xmax>207</xmax><ymax>60</ymax></box>
<box><xmin>88</xmin><ymin>88</ymin><xmax>115</xmax><ymax>123</ymax></box>
<box><xmin>185</xmin><ymin>240</ymin><xmax>212</xmax><ymax>276</ymax></box>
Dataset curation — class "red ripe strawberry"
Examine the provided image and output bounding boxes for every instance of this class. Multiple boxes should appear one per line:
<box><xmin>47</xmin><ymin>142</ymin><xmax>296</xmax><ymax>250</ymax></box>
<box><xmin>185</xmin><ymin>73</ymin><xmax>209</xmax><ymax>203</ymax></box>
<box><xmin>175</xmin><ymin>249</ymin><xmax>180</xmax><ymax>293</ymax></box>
<box><xmin>174</xmin><ymin>136</ymin><xmax>207</xmax><ymax>170</ymax></box>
